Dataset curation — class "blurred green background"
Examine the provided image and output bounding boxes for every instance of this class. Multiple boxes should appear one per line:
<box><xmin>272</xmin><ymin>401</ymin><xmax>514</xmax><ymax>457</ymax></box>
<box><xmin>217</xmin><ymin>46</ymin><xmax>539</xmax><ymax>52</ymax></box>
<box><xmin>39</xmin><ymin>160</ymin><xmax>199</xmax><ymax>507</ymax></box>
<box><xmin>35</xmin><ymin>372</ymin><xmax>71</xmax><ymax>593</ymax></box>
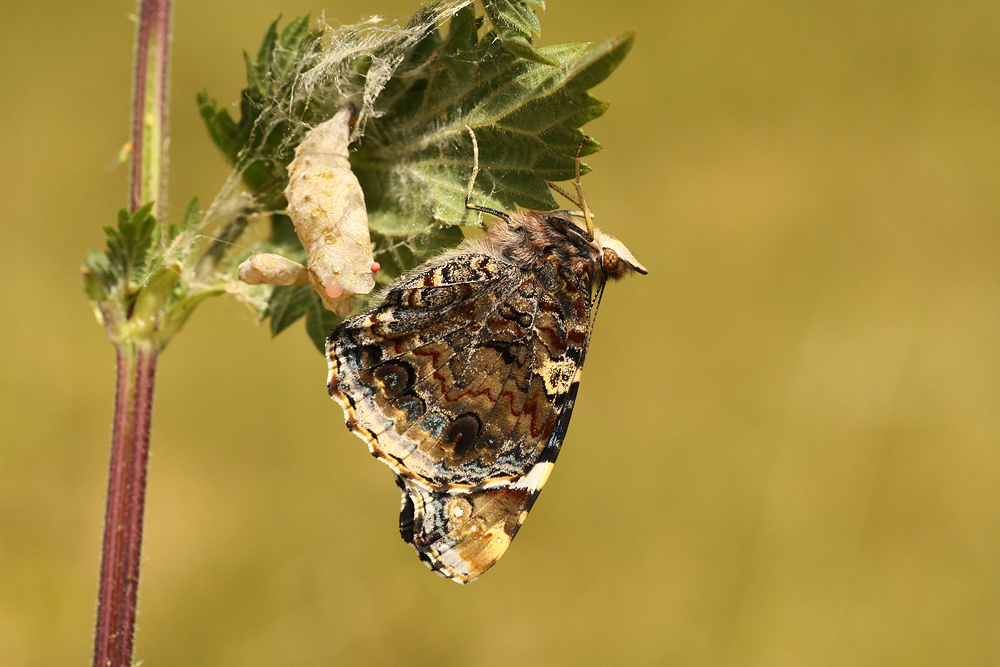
<box><xmin>2</xmin><ymin>0</ymin><xmax>999</xmax><ymax>665</ymax></box>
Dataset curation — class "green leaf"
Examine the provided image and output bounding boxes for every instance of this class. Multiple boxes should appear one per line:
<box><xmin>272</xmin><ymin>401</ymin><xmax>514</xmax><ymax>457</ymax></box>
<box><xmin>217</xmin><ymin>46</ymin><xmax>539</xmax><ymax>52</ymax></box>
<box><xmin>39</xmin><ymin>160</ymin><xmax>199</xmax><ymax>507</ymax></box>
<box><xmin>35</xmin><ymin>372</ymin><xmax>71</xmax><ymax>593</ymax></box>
<box><xmin>202</xmin><ymin>6</ymin><xmax>633</xmax><ymax>238</ymax></box>
<box><xmin>268</xmin><ymin>285</ymin><xmax>315</xmax><ymax>338</ymax></box>
<box><xmin>353</xmin><ymin>15</ymin><xmax>634</xmax><ymax>231</ymax></box>
<box><xmin>81</xmin><ymin>251</ymin><xmax>113</xmax><ymax>301</ymax></box>
<box><xmin>482</xmin><ymin>0</ymin><xmax>554</xmax><ymax>65</ymax></box>
<box><xmin>274</xmin><ymin>15</ymin><xmax>314</xmax><ymax>82</ymax></box>
<box><xmin>483</xmin><ymin>0</ymin><xmax>543</xmax><ymax>37</ymax></box>
<box><xmin>370</xmin><ymin>223</ymin><xmax>465</xmax><ymax>278</ymax></box>
<box><xmin>93</xmin><ymin>202</ymin><xmax>158</xmax><ymax>289</ymax></box>
<box><xmin>81</xmin><ymin>201</ymin><xmax>161</xmax><ymax>325</ymax></box>
<box><xmin>267</xmin><ymin>285</ymin><xmax>344</xmax><ymax>353</ymax></box>
<box><xmin>246</xmin><ymin>19</ymin><xmax>278</xmax><ymax>95</ymax></box>
<box><xmin>304</xmin><ymin>297</ymin><xmax>344</xmax><ymax>354</ymax></box>
<box><xmin>177</xmin><ymin>196</ymin><xmax>200</xmax><ymax>238</ymax></box>
<box><xmin>198</xmin><ymin>14</ymin><xmax>321</xmax><ymax>210</ymax></box>
<box><xmin>497</xmin><ymin>32</ymin><xmax>558</xmax><ymax>66</ymax></box>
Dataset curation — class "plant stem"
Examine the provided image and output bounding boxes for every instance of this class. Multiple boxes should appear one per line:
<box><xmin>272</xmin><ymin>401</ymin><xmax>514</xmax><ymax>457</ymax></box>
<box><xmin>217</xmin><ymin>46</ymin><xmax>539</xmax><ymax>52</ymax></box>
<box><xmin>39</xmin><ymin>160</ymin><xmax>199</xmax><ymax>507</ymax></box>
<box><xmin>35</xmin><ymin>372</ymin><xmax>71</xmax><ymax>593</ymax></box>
<box><xmin>93</xmin><ymin>2</ymin><xmax>172</xmax><ymax>665</ymax></box>
<box><xmin>131</xmin><ymin>0</ymin><xmax>172</xmax><ymax>217</ymax></box>
<box><xmin>93</xmin><ymin>344</ymin><xmax>159</xmax><ymax>667</ymax></box>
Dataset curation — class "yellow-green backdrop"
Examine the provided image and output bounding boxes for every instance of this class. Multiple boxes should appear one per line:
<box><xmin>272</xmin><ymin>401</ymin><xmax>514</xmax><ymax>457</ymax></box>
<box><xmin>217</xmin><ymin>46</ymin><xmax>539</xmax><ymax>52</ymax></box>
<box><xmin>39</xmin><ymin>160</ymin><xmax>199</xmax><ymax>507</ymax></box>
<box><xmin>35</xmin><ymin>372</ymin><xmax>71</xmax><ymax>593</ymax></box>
<box><xmin>1</xmin><ymin>1</ymin><xmax>998</xmax><ymax>665</ymax></box>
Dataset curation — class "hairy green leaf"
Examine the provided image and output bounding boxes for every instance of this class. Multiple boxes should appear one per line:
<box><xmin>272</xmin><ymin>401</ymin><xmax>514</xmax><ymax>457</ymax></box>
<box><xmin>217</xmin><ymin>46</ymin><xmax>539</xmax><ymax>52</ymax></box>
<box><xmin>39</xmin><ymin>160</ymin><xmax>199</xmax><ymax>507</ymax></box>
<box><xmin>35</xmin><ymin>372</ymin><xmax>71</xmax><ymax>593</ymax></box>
<box><xmin>353</xmin><ymin>6</ymin><xmax>634</xmax><ymax>233</ymax></box>
<box><xmin>481</xmin><ymin>0</ymin><xmax>555</xmax><ymax>65</ymax></box>
<box><xmin>303</xmin><ymin>297</ymin><xmax>344</xmax><ymax>354</ymax></box>
<box><xmin>371</xmin><ymin>223</ymin><xmax>466</xmax><ymax>278</ymax></box>
<box><xmin>268</xmin><ymin>285</ymin><xmax>343</xmax><ymax>353</ymax></box>
<box><xmin>83</xmin><ymin>202</ymin><xmax>159</xmax><ymax>298</ymax></box>
<box><xmin>268</xmin><ymin>284</ymin><xmax>315</xmax><ymax>337</ymax></box>
<box><xmin>172</xmin><ymin>196</ymin><xmax>200</xmax><ymax>241</ymax></box>
<box><xmin>198</xmin><ymin>15</ymin><xmax>322</xmax><ymax>209</ymax></box>
<box><xmin>483</xmin><ymin>0</ymin><xmax>543</xmax><ymax>36</ymax></box>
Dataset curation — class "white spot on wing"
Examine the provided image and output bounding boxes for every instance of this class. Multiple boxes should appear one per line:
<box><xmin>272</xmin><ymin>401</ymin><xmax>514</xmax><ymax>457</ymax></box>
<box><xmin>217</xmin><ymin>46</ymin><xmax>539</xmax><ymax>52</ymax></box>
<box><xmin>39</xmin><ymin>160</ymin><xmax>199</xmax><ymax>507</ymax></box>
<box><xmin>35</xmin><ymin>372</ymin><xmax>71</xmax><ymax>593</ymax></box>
<box><xmin>510</xmin><ymin>461</ymin><xmax>554</xmax><ymax>492</ymax></box>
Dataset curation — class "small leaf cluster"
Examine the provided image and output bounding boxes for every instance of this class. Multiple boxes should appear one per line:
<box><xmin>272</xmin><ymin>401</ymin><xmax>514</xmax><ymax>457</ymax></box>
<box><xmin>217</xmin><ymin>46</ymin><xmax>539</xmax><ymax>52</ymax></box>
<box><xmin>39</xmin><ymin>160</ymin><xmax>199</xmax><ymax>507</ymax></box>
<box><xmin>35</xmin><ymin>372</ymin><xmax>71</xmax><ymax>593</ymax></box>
<box><xmin>198</xmin><ymin>15</ymin><xmax>318</xmax><ymax>211</ymax></box>
<box><xmin>82</xmin><ymin>203</ymin><xmax>158</xmax><ymax>302</ymax></box>
<box><xmin>82</xmin><ymin>199</ymin><xmax>214</xmax><ymax>347</ymax></box>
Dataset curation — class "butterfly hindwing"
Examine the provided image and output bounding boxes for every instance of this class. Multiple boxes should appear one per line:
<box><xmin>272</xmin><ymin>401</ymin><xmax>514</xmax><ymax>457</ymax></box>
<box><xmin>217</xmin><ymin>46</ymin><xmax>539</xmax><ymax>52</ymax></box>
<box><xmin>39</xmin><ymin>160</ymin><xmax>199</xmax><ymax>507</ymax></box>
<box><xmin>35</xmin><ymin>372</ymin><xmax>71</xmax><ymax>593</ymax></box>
<box><xmin>393</xmin><ymin>365</ymin><xmax>583</xmax><ymax>583</ymax></box>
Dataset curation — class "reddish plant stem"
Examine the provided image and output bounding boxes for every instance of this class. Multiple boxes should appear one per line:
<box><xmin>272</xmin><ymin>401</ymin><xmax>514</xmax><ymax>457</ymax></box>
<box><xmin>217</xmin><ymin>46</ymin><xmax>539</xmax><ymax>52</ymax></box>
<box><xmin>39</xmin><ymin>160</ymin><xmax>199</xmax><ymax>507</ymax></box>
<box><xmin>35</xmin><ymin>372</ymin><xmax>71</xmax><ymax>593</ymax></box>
<box><xmin>93</xmin><ymin>344</ymin><xmax>159</xmax><ymax>667</ymax></box>
<box><xmin>94</xmin><ymin>1</ymin><xmax>172</xmax><ymax>666</ymax></box>
<box><xmin>130</xmin><ymin>0</ymin><xmax>172</xmax><ymax>215</ymax></box>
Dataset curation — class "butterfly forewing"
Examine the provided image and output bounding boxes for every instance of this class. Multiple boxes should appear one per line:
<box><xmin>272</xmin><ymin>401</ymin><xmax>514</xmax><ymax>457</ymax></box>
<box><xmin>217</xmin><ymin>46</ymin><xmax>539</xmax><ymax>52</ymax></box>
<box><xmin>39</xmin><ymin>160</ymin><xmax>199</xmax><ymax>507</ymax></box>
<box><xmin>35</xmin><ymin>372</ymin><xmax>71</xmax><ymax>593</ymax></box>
<box><xmin>329</xmin><ymin>250</ymin><xmax>587</xmax><ymax>487</ymax></box>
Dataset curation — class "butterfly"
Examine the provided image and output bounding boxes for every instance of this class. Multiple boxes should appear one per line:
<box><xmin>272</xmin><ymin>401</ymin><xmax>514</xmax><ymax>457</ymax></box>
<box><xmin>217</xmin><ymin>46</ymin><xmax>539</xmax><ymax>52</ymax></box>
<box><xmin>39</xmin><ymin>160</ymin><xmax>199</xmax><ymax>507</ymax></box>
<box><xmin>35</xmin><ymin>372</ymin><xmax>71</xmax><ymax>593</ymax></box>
<box><xmin>327</xmin><ymin>129</ymin><xmax>647</xmax><ymax>583</ymax></box>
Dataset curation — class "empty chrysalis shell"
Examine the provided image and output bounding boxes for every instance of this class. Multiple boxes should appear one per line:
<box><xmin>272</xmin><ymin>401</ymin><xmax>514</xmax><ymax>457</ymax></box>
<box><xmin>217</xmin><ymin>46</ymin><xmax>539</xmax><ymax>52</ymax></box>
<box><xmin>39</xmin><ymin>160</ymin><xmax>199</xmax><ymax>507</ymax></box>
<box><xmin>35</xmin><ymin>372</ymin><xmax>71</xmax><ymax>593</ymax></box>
<box><xmin>286</xmin><ymin>105</ymin><xmax>376</xmax><ymax>315</ymax></box>
<box><xmin>237</xmin><ymin>105</ymin><xmax>377</xmax><ymax>318</ymax></box>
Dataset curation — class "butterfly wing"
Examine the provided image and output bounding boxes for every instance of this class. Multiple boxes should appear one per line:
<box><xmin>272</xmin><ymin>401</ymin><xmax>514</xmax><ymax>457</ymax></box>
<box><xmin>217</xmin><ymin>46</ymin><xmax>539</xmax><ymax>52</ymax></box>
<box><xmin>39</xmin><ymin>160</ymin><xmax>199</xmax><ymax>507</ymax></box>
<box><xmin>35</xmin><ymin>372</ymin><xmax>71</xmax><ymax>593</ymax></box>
<box><xmin>396</xmin><ymin>370</ymin><xmax>583</xmax><ymax>583</ymax></box>
<box><xmin>329</xmin><ymin>251</ymin><xmax>591</xmax><ymax>490</ymax></box>
<box><xmin>328</xmin><ymin>248</ymin><xmax>593</xmax><ymax>581</ymax></box>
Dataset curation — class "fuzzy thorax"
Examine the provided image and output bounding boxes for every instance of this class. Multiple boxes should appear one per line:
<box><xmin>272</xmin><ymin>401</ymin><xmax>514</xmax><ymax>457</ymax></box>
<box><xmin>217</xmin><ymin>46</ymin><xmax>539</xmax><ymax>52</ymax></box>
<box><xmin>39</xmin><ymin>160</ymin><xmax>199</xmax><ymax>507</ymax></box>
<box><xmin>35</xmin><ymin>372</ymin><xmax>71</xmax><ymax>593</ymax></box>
<box><xmin>485</xmin><ymin>210</ymin><xmax>647</xmax><ymax>286</ymax></box>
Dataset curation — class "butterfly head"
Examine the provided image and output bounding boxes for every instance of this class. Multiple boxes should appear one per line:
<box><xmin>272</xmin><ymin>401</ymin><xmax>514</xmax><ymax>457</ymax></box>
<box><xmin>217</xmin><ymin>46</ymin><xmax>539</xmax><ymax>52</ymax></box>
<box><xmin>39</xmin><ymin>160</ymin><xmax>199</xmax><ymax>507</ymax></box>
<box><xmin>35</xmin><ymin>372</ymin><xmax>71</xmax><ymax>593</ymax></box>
<box><xmin>592</xmin><ymin>227</ymin><xmax>648</xmax><ymax>280</ymax></box>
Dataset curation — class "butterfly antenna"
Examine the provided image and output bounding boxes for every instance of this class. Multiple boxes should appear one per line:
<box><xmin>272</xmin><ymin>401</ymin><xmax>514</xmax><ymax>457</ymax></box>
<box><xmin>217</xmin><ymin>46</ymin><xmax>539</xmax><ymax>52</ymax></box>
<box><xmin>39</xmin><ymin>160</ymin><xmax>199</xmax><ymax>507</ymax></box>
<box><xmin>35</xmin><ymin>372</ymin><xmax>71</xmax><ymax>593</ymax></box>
<box><xmin>465</xmin><ymin>125</ymin><xmax>509</xmax><ymax>226</ymax></box>
<box><xmin>574</xmin><ymin>137</ymin><xmax>595</xmax><ymax>240</ymax></box>
<box><xmin>547</xmin><ymin>181</ymin><xmax>584</xmax><ymax>210</ymax></box>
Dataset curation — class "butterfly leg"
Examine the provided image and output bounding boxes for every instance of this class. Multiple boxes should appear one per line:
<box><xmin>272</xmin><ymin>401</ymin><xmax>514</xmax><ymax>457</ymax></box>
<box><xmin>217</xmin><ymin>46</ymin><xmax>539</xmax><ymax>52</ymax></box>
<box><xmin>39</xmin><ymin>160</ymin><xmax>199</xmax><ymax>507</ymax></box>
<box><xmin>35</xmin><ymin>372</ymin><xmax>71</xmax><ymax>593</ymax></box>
<box><xmin>572</xmin><ymin>136</ymin><xmax>595</xmax><ymax>240</ymax></box>
<box><xmin>464</xmin><ymin>125</ymin><xmax>509</xmax><ymax>227</ymax></box>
